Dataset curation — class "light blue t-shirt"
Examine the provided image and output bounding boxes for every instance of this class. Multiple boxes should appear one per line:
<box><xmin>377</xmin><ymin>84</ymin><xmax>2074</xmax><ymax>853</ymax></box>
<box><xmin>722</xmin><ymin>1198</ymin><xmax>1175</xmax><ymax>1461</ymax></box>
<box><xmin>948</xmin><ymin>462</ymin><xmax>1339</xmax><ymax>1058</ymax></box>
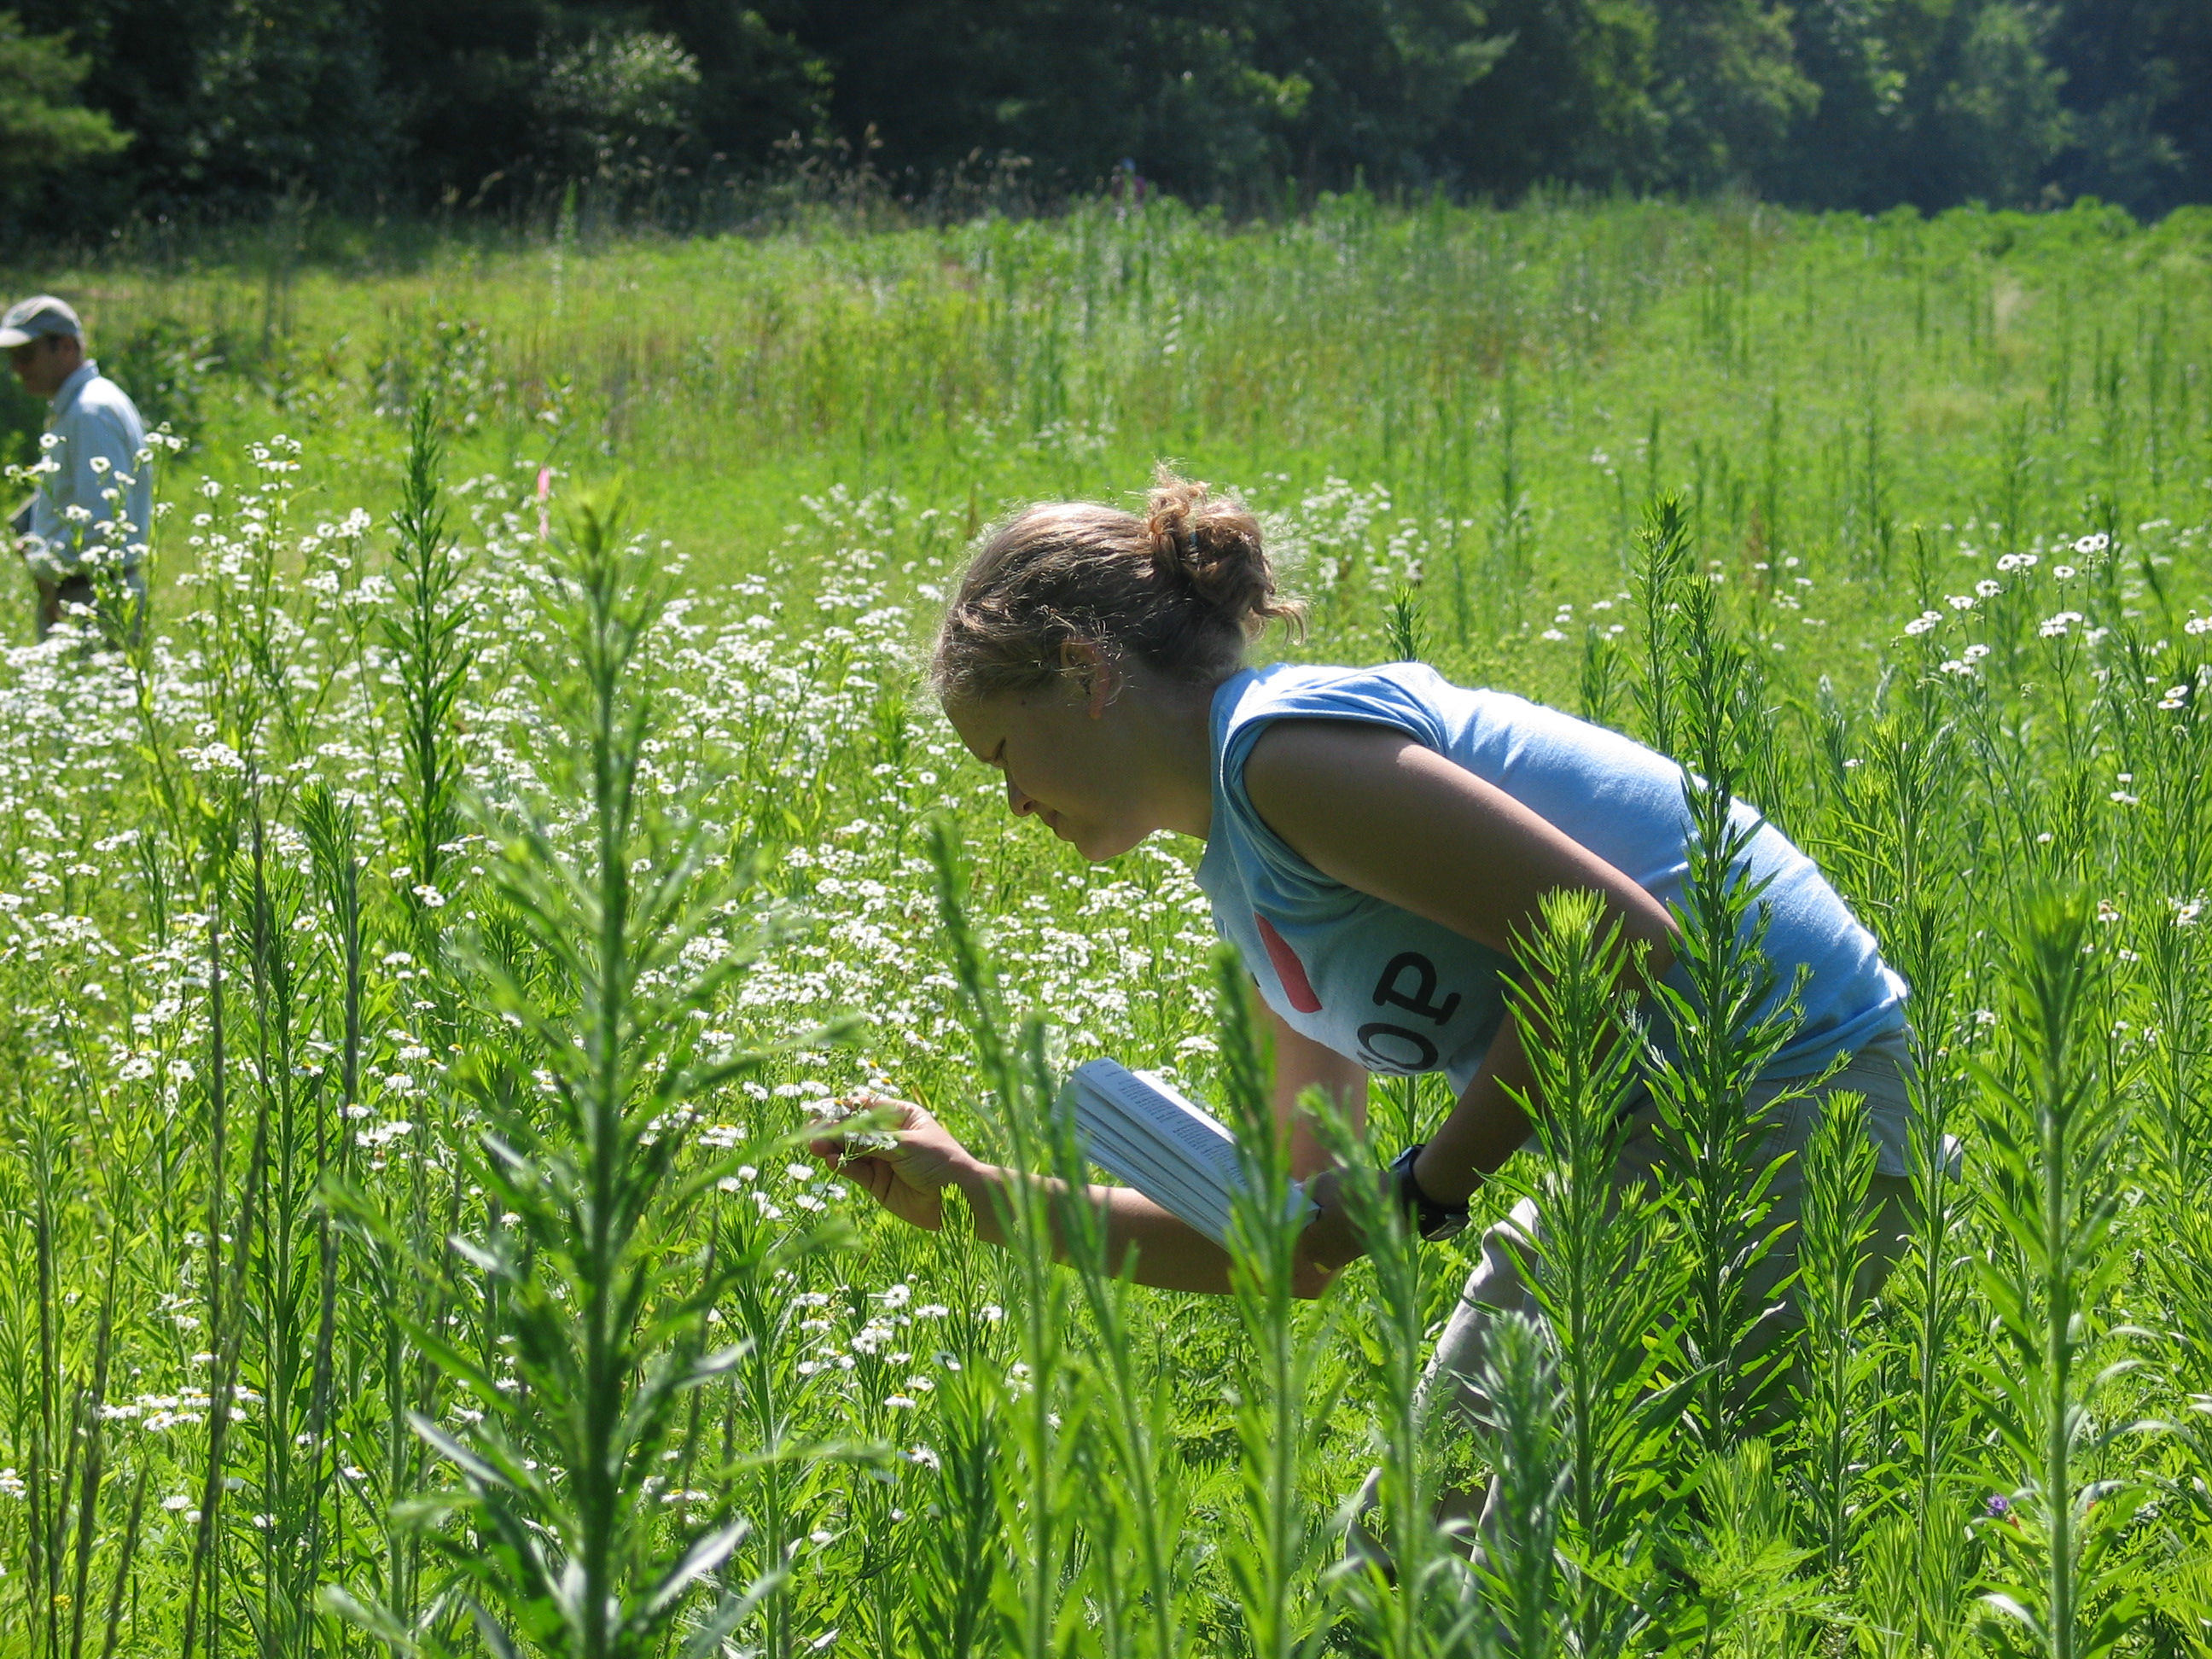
<box><xmin>1195</xmin><ymin>663</ymin><xmax>1907</xmax><ymax>1089</ymax></box>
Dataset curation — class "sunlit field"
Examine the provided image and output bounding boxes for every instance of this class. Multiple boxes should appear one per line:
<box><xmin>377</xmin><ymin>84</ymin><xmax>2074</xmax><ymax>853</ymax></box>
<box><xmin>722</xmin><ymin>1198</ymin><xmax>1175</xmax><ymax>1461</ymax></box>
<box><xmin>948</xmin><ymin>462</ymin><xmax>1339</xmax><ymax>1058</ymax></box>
<box><xmin>3</xmin><ymin>194</ymin><xmax>2211</xmax><ymax>1658</ymax></box>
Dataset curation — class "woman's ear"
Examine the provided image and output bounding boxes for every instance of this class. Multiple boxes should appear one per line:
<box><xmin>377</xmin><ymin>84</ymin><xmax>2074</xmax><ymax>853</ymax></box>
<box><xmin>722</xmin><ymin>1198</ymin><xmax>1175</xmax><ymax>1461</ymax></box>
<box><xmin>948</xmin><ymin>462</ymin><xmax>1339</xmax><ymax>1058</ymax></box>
<box><xmin>1059</xmin><ymin>637</ymin><xmax>1119</xmax><ymax>716</ymax></box>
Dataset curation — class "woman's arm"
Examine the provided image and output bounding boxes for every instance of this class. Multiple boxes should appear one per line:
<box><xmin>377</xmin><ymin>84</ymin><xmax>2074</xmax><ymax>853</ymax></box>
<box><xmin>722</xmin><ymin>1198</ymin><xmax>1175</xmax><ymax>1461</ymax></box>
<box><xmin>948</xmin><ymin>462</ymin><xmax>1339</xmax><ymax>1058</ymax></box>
<box><xmin>1265</xmin><ymin>1004</ymin><xmax>1372</xmax><ymax>1291</ymax></box>
<box><xmin>1243</xmin><ymin>719</ymin><xmax>1678</xmax><ymax>1214</ymax></box>
<box><xmin>1269</xmin><ymin>1003</ymin><xmax>1369</xmax><ymax>1180</ymax></box>
<box><xmin>813</xmin><ymin>1094</ymin><xmax>1339</xmax><ymax>1296</ymax></box>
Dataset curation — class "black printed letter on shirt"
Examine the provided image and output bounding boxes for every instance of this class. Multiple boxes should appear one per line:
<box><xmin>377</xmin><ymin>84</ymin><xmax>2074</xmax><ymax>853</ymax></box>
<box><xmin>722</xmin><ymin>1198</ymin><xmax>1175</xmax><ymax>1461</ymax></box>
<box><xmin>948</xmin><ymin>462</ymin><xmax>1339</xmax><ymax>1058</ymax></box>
<box><xmin>1372</xmin><ymin>952</ymin><xmax>1461</xmax><ymax>1025</ymax></box>
<box><xmin>1355</xmin><ymin>951</ymin><xmax>1458</xmax><ymax>1072</ymax></box>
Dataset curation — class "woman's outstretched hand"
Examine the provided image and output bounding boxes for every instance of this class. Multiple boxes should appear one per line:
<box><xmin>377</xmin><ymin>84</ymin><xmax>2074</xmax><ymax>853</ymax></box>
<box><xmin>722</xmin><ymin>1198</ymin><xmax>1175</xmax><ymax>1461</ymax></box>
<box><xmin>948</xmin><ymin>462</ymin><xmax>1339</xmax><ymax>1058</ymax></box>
<box><xmin>807</xmin><ymin>1091</ymin><xmax>985</xmax><ymax>1232</ymax></box>
<box><xmin>1295</xmin><ymin>1166</ymin><xmax>1368</xmax><ymax>1278</ymax></box>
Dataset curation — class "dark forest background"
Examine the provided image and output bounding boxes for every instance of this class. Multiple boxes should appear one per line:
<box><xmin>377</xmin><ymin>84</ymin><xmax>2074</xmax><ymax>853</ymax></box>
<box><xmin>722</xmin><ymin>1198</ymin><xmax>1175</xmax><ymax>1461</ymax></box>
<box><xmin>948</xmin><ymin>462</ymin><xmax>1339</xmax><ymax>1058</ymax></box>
<box><xmin>3</xmin><ymin>0</ymin><xmax>2209</xmax><ymax>242</ymax></box>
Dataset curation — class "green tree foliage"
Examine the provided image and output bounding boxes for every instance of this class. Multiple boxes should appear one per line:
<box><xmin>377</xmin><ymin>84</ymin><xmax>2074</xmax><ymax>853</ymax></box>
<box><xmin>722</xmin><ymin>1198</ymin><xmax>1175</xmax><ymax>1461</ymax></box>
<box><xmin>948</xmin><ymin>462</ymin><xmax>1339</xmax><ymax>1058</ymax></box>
<box><xmin>0</xmin><ymin>10</ymin><xmax>127</xmax><ymax>201</ymax></box>
<box><xmin>15</xmin><ymin>0</ymin><xmax>393</xmax><ymax>215</ymax></box>
<box><xmin>1650</xmin><ymin>0</ymin><xmax>1819</xmax><ymax>193</ymax></box>
<box><xmin>1</xmin><ymin>0</ymin><xmax>2207</xmax><ymax>236</ymax></box>
<box><xmin>789</xmin><ymin>0</ymin><xmax>2205</xmax><ymax>211</ymax></box>
<box><xmin>2046</xmin><ymin>0</ymin><xmax>2211</xmax><ymax>211</ymax></box>
<box><xmin>533</xmin><ymin>29</ymin><xmax>703</xmax><ymax>194</ymax></box>
<box><xmin>1443</xmin><ymin>0</ymin><xmax>1665</xmax><ymax>192</ymax></box>
<box><xmin>1769</xmin><ymin>0</ymin><xmax>2075</xmax><ymax>212</ymax></box>
<box><xmin>9</xmin><ymin>0</ymin><xmax>824</xmax><ymax>224</ymax></box>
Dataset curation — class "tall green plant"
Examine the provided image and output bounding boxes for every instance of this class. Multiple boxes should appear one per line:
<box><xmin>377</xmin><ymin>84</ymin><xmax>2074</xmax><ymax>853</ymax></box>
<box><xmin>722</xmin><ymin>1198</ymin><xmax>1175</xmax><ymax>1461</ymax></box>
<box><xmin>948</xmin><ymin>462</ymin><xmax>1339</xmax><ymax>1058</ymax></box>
<box><xmin>1468</xmin><ymin>1312</ymin><xmax>1563</xmax><ymax>1659</ymax></box>
<box><xmin>294</xmin><ymin>784</ymin><xmax>365</xmax><ymax>1659</ymax></box>
<box><xmin>1385</xmin><ymin>587</ymin><xmax>1425</xmax><ymax>665</ymax></box>
<box><xmin>923</xmin><ymin>821</ymin><xmax>1078</xmax><ymax>1659</ymax></box>
<box><xmin>1642</xmin><ymin>522</ymin><xmax>1809</xmax><ymax>1450</ymax></box>
<box><xmin>1813</xmin><ymin>690</ymin><xmax>1978</xmax><ymax>1634</ymax></box>
<box><xmin>1499</xmin><ymin>888</ymin><xmax>1689</xmax><ymax>1650</ymax></box>
<box><xmin>1678</xmin><ymin>1439</ymin><xmax>1827</xmax><ymax>1655</ymax></box>
<box><xmin>2140</xmin><ymin>897</ymin><xmax>2212</xmax><ymax>1400</ymax></box>
<box><xmin>1974</xmin><ymin>889</ymin><xmax>2145</xmax><ymax>1659</ymax></box>
<box><xmin>1630</xmin><ymin>495</ymin><xmax>1695</xmax><ymax>764</ymax></box>
<box><xmin>383</xmin><ymin>393</ymin><xmax>474</xmax><ymax>937</ymax></box>
<box><xmin>179</xmin><ymin>826</ymin><xmax>256</xmax><ymax>1659</ymax></box>
<box><xmin>1041</xmin><ymin>1121</ymin><xmax>1188</xmax><ymax>1659</ymax></box>
<box><xmin>15</xmin><ymin>1108</ymin><xmax>123</xmax><ymax>1659</ymax></box>
<box><xmin>347</xmin><ymin>393</ymin><xmax>475</xmax><ymax>1648</ymax></box>
<box><xmin>329</xmin><ymin>496</ymin><xmax>793</xmax><ymax>1659</ymax></box>
<box><xmin>1214</xmin><ymin>954</ymin><xmax>1336</xmax><ymax>1659</ymax></box>
<box><xmin>1307</xmin><ymin>1099</ymin><xmax>1469</xmax><ymax>1659</ymax></box>
<box><xmin>905</xmin><ymin>1354</ymin><xmax>1008</xmax><ymax>1659</ymax></box>
<box><xmin>232</xmin><ymin>808</ymin><xmax>336</xmax><ymax>1659</ymax></box>
<box><xmin>1790</xmin><ymin>1088</ymin><xmax>1877</xmax><ymax>1578</ymax></box>
<box><xmin>2137</xmin><ymin>900</ymin><xmax>2212</xmax><ymax>1650</ymax></box>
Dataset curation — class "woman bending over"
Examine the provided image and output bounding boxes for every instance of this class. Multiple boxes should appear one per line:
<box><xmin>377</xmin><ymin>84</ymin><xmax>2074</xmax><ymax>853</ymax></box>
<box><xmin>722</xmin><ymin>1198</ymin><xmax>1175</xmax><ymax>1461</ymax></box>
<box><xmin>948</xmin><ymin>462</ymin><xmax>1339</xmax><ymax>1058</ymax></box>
<box><xmin>812</xmin><ymin>471</ymin><xmax>1916</xmax><ymax>1461</ymax></box>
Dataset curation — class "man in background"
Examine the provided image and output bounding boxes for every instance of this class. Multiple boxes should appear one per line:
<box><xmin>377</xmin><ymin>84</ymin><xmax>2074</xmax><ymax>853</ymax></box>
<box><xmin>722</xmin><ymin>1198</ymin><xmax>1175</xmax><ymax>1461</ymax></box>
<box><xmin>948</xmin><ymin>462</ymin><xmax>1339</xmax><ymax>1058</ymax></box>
<box><xmin>3</xmin><ymin>295</ymin><xmax>151</xmax><ymax>643</ymax></box>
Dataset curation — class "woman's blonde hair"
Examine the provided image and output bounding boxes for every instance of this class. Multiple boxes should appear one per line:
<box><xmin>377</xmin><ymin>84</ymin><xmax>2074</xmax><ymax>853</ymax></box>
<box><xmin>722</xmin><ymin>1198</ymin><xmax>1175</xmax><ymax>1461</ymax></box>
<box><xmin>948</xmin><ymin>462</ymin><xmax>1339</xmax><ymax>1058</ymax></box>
<box><xmin>930</xmin><ymin>469</ymin><xmax>1303</xmax><ymax>701</ymax></box>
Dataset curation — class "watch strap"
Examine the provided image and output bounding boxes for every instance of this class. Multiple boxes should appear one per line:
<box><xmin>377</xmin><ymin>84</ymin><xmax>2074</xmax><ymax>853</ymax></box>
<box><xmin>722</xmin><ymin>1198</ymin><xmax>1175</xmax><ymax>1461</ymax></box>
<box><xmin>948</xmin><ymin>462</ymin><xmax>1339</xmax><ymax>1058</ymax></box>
<box><xmin>1388</xmin><ymin>1142</ymin><xmax>1470</xmax><ymax>1241</ymax></box>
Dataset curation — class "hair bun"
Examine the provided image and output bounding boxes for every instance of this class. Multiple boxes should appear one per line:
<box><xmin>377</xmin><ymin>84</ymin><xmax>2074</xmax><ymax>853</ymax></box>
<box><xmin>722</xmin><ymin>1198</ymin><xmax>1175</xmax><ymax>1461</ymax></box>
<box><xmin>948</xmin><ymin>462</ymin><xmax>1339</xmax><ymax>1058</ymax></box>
<box><xmin>932</xmin><ymin>469</ymin><xmax>1304</xmax><ymax>701</ymax></box>
<box><xmin>1143</xmin><ymin>469</ymin><xmax>1295</xmax><ymax>638</ymax></box>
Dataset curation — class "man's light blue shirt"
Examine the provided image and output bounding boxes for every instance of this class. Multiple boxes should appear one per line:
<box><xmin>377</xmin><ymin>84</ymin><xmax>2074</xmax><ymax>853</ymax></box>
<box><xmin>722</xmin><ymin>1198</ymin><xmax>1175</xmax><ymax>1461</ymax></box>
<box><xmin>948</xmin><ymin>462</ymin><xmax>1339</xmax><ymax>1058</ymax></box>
<box><xmin>23</xmin><ymin>361</ymin><xmax>151</xmax><ymax>581</ymax></box>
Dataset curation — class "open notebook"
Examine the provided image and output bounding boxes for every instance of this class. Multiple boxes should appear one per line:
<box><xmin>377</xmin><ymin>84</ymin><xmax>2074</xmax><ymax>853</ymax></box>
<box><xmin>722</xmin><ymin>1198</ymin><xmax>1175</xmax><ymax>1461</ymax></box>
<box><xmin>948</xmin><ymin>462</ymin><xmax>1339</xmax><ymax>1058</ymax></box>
<box><xmin>1055</xmin><ymin>1058</ymin><xmax>1312</xmax><ymax>1249</ymax></box>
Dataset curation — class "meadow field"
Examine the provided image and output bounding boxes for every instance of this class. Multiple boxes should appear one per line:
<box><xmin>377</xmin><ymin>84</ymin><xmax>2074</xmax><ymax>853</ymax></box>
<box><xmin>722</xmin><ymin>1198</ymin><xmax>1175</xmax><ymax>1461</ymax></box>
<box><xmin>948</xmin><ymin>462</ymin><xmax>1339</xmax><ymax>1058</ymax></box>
<box><xmin>2</xmin><ymin>193</ymin><xmax>2211</xmax><ymax>1658</ymax></box>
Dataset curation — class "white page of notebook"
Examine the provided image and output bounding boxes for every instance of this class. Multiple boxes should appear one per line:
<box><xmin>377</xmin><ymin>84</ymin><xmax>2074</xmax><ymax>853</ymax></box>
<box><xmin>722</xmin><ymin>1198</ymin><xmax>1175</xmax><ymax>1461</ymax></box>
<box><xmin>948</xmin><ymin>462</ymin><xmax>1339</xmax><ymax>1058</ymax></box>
<box><xmin>1057</xmin><ymin>1059</ymin><xmax>1309</xmax><ymax>1249</ymax></box>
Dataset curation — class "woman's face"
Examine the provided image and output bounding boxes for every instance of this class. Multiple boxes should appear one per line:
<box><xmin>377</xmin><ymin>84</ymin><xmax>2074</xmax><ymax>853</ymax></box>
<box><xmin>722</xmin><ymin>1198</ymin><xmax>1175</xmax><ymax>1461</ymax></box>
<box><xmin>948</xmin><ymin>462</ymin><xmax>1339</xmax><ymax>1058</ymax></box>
<box><xmin>945</xmin><ymin>678</ymin><xmax>1156</xmax><ymax>862</ymax></box>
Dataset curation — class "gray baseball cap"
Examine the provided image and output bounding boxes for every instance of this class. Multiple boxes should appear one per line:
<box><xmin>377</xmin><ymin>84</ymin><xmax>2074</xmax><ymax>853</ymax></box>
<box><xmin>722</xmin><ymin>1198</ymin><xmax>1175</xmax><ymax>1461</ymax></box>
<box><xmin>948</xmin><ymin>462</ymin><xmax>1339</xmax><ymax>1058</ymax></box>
<box><xmin>0</xmin><ymin>295</ymin><xmax>82</xmax><ymax>348</ymax></box>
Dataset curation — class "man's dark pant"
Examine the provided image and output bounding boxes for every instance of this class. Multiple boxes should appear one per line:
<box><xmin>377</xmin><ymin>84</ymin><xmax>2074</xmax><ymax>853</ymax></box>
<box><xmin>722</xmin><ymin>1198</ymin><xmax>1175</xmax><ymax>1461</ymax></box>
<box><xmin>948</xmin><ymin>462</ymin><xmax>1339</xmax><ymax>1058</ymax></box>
<box><xmin>38</xmin><ymin>571</ymin><xmax>145</xmax><ymax>648</ymax></box>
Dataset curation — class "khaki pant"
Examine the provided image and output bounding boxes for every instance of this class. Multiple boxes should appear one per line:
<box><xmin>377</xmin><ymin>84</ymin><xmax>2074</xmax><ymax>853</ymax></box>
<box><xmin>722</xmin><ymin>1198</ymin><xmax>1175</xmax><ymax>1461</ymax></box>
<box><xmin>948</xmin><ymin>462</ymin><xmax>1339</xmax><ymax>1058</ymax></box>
<box><xmin>1359</xmin><ymin>1033</ymin><xmax>1922</xmax><ymax>1547</ymax></box>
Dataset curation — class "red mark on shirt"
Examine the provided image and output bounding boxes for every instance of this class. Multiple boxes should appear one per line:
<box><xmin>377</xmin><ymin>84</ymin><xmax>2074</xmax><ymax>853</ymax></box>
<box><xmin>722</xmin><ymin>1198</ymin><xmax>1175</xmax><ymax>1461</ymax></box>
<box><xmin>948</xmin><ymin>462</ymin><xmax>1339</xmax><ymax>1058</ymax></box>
<box><xmin>1254</xmin><ymin>914</ymin><xmax>1323</xmax><ymax>1014</ymax></box>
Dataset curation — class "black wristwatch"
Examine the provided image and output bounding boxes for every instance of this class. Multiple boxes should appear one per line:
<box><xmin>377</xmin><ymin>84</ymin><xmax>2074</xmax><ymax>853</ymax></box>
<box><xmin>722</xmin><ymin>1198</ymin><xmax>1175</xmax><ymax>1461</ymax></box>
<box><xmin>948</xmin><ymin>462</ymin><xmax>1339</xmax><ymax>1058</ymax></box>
<box><xmin>1388</xmin><ymin>1143</ymin><xmax>1470</xmax><ymax>1241</ymax></box>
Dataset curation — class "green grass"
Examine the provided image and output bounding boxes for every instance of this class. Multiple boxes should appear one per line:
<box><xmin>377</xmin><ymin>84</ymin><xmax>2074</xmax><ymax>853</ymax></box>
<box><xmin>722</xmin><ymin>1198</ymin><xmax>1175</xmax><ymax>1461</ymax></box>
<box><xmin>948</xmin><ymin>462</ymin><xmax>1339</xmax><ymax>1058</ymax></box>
<box><xmin>25</xmin><ymin>193</ymin><xmax>2212</xmax><ymax>639</ymax></box>
<box><xmin>0</xmin><ymin>191</ymin><xmax>2209</xmax><ymax>1657</ymax></box>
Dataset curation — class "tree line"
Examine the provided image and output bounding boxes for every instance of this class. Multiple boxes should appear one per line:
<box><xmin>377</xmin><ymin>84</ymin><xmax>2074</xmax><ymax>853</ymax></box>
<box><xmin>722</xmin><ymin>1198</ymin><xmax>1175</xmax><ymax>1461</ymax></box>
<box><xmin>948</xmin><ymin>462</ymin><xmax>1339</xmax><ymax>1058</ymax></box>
<box><xmin>3</xmin><ymin>0</ymin><xmax>2208</xmax><ymax>242</ymax></box>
